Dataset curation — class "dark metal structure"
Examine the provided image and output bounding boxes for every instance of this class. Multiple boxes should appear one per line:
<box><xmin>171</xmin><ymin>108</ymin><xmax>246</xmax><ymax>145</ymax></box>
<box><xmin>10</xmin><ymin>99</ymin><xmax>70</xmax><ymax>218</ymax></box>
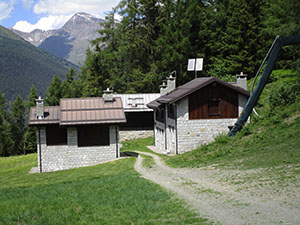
<box><xmin>229</xmin><ymin>35</ymin><xmax>300</xmax><ymax>137</ymax></box>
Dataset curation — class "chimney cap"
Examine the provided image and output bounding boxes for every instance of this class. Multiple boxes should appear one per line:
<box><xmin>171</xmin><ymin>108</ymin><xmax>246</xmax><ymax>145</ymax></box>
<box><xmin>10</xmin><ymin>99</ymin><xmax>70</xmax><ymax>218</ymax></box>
<box><xmin>237</xmin><ymin>71</ymin><xmax>247</xmax><ymax>78</ymax></box>
<box><xmin>160</xmin><ymin>81</ymin><xmax>167</xmax><ymax>88</ymax></box>
<box><xmin>104</xmin><ymin>87</ymin><xmax>113</xmax><ymax>93</ymax></box>
<box><xmin>36</xmin><ymin>96</ymin><xmax>44</xmax><ymax>102</ymax></box>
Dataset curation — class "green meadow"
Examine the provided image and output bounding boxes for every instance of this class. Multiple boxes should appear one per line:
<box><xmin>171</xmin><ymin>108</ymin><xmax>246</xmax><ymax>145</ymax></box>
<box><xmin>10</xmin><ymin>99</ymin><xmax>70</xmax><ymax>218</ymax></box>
<box><xmin>0</xmin><ymin>154</ymin><xmax>208</xmax><ymax>225</ymax></box>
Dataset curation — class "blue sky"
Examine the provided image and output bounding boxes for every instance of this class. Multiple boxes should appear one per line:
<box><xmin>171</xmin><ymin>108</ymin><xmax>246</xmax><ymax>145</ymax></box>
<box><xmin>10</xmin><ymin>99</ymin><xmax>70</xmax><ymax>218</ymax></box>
<box><xmin>0</xmin><ymin>0</ymin><xmax>120</xmax><ymax>32</ymax></box>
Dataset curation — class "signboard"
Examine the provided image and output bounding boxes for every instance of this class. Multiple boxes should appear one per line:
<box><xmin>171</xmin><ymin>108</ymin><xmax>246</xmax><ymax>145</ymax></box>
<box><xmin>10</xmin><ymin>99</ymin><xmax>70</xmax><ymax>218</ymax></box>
<box><xmin>187</xmin><ymin>58</ymin><xmax>203</xmax><ymax>71</ymax></box>
<box><xmin>195</xmin><ymin>58</ymin><xmax>203</xmax><ymax>71</ymax></box>
<box><xmin>187</xmin><ymin>59</ymin><xmax>195</xmax><ymax>71</ymax></box>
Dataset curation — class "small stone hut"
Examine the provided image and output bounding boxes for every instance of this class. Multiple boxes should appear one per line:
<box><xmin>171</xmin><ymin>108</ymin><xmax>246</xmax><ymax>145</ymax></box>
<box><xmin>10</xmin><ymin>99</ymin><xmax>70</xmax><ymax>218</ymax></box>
<box><xmin>29</xmin><ymin>93</ymin><xmax>126</xmax><ymax>172</ymax></box>
<box><xmin>147</xmin><ymin>74</ymin><xmax>250</xmax><ymax>154</ymax></box>
<box><xmin>113</xmin><ymin>93</ymin><xmax>160</xmax><ymax>141</ymax></box>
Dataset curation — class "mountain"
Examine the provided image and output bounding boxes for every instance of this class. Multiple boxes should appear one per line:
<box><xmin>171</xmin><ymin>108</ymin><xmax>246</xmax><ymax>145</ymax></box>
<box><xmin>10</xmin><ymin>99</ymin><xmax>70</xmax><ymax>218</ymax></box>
<box><xmin>0</xmin><ymin>25</ymin><xmax>78</xmax><ymax>101</ymax></box>
<box><xmin>12</xmin><ymin>12</ymin><xmax>105</xmax><ymax>65</ymax></box>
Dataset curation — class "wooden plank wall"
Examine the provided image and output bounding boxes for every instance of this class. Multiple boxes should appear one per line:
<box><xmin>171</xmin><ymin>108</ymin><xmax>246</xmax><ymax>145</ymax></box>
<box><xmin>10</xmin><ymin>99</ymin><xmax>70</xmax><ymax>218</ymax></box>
<box><xmin>188</xmin><ymin>82</ymin><xmax>238</xmax><ymax>119</ymax></box>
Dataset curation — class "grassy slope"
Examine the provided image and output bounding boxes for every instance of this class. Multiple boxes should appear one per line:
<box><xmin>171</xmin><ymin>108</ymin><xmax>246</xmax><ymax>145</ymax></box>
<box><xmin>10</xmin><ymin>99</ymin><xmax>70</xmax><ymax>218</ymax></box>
<box><xmin>0</xmin><ymin>154</ymin><xmax>208</xmax><ymax>225</ymax></box>
<box><xmin>164</xmin><ymin>69</ymin><xmax>300</xmax><ymax>170</ymax></box>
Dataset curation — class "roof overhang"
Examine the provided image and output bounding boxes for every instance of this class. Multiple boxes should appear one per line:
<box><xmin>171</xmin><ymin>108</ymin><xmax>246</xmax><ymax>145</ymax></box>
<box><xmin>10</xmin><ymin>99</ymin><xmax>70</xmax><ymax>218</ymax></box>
<box><xmin>148</xmin><ymin>77</ymin><xmax>250</xmax><ymax>108</ymax></box>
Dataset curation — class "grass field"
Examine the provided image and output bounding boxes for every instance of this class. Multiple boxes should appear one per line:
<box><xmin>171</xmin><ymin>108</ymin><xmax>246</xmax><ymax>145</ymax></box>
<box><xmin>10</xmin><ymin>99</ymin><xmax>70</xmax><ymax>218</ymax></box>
<box><xmin>0</xmin><ymin>154</ymin><xmax>209</xmax><ymax>225</ymax></box>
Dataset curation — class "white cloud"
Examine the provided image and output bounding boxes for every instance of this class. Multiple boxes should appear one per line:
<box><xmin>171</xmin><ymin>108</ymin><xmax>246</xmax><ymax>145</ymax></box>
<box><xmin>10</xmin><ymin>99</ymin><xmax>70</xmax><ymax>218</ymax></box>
<box><xmin>0</xmin><ymin>1</ymin><xmax>14</xmax><ymax>22</ymax></box>
<box><xmin>21</xmin><ymin>0</ymin><xmax>34</xmax><ymax>10</ymax></box>
<box><xmin>33</xmin><ymin>0</ymin><xmax>120</xmax><ymax>16</ymax></box>
<box><xmin>13</xmin><ymin>14</ymin><xmax>73</xmax><ymax>32</ymax></box>
<box><xmin>13</xmin><ymin>0</ymin><xmax>121</xmax><ymax>32</ymax></box>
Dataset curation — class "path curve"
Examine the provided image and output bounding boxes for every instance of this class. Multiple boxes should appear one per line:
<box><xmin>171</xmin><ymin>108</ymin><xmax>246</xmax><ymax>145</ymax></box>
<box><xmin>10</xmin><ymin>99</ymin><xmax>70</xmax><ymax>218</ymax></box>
<box><xmin>134</xmin><ymin>151</ymin><xmax>300</xmax><ymax>225</ymax></box>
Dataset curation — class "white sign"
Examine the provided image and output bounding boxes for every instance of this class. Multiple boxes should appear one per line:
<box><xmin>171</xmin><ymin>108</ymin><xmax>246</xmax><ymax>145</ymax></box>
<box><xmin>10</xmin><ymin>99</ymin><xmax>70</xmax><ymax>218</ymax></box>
<box><xmin>195</xmin><ymin>58</ymin><xmax>203</xmax><ymax>71</ymax></box>
<box><xmin>187</xmin><ymin>58</ymin><xmax>203</xmax><ymax>71</ymax></box>
<box><xmin>187</xmin><ymin>59</ymin><xmax>195</xmax><ymax>71</ymax></box>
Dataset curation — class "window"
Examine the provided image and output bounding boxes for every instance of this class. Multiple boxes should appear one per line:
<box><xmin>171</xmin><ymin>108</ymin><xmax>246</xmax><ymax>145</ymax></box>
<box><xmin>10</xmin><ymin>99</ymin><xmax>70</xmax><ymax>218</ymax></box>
<box><xmin>208</xmin><ymin>99</ymin><xmax>220</xmax><ymax>116</ymax></box>
<box><xmin>77</xmin><ymin>124</ymin><xmax>109</xmax><ymax>147</ymax></box>
<box><xmin>156</xmin><ymin>106</ymin><xmax>165</xmax><ymax>122</ymax></box>
<box><xmin>167</xmin><ymin>104</ymin><xmax>175</xmax><ymax>119</ymax></box>
<box><xmin>46</xmin><ymin>125</ymin><xmax>67</xmax><ymax>146</ymax></box>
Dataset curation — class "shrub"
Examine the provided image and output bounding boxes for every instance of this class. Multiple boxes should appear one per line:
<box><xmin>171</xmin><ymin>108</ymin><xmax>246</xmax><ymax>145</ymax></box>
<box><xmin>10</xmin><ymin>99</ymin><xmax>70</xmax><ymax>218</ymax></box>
<box><xmin>268</xmin><ymin>82</ymin><xmax>300</xmax><ymax>110</ymax></box>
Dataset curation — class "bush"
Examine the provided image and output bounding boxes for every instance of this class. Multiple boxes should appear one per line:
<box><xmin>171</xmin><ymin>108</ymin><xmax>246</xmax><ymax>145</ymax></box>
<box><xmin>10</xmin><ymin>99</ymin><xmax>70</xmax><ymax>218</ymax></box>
<box><xmin>268</xmin><ymin>82</ymin><xmax>300</xmax><ymax>110</ymax></box>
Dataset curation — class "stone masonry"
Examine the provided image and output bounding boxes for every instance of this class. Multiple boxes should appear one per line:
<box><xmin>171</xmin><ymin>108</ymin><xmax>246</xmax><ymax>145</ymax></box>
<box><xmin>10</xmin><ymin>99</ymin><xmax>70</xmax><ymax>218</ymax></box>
<box><xmin>119</xmin><ymin>130</ymin><xmax>153</xmax><ymax>142</ymax></box>
<box><xmin>37</xmin><ymin>125</ymin><xmax>119</xmax><ymax>172</ymax></box>
<box><xmin>154</xmin><ymin>94</ymin><xmax>247</xmax><ymax>154</ymax></box>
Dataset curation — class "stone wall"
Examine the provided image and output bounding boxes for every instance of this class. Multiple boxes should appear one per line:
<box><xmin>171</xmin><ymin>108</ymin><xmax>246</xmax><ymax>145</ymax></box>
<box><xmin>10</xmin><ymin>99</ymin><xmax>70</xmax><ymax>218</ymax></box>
<box><xmin>119</xmin><ymin>130</ymin><xmax>153</xmax><ymax>142</ymax></box>
<box><xmin>176</xmin><ymin>96</ymin><xmax>245</xmax><ymax>153</ymax></box>
<box><xmin>153</xmin><ymin>94</ymin><xmax>247</xmax><ymax>154</ymax></box>
<box><xmin>37</xmin><ymin>125</ymin><xmax>119</xmax><ymax>172</ymax></box>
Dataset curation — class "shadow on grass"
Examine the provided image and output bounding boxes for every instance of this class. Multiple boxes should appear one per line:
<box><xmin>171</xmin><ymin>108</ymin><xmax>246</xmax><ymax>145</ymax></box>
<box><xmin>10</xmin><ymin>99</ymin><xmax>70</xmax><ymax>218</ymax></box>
<box><xmin>121</xmin><ymin>151</ymin><xmax>139</xmax><ymax>158</ymax></box>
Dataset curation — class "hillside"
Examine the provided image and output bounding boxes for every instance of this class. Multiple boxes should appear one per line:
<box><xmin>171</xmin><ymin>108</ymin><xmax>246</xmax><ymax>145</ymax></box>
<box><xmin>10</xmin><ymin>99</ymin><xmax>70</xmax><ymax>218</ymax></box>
<box><xmin>13</xmin><ymin>12</ymin><xmax>105</xmax><ymax>65</ymax></box>
<box><xmin>0</xmin><ymin>25</ymin><xmax>78</xmax><ymax>101</ymax></box>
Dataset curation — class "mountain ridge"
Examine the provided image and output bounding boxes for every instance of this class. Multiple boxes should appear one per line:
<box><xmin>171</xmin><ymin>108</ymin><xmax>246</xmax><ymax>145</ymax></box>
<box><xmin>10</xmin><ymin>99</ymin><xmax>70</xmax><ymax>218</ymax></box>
<box><xmin>0</xmin><ymin>25</ymin><xmax>78</xmax><ymax>101</ymax></box>
<box><xmin>12</xmin><ymin>12</ymin><xmax>105</xmax><ymax>65</ymax></box>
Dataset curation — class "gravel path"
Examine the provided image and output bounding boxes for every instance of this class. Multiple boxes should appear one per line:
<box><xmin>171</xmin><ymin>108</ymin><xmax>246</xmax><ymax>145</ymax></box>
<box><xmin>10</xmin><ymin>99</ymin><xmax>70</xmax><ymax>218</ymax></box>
<box><xmin>134</xmin><ymin>151</ymin><xmax>300</xmax><ymax>225</ymax></box>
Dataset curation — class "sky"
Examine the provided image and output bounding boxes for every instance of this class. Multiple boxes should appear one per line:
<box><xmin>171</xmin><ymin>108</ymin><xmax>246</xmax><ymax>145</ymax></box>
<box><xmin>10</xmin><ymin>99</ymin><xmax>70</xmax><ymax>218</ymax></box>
<box><xmin>0</xmin><ymin>0</ymin><xmax>120</xmax><ymax>32</ymax></box>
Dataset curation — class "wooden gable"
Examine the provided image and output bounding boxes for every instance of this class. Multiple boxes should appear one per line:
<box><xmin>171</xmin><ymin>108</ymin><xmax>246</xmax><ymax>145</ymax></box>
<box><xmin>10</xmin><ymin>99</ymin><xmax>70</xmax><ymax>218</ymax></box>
<box><xmin>188</xmin><ymin>82</ymin><xmax>238</xmax><ymax>119</ymax></box>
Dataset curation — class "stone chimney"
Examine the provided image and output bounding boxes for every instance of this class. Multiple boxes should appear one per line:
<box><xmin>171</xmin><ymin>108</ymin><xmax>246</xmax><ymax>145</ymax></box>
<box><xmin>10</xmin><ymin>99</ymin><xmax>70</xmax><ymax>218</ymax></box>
<box><xmin>160</xmin><ymin>73</ymin><xmax>176</xmax><ymax>96</ymax></box>
<box><xmin>236</xmin><ymin>72</ymin><xmax>247</xmax><ymax>90</ymax></box>
<box><xmin>166</xmin><ymin>74</ymin><xmax>176</xmax><ymax>93</ymax></box>
<box><xmin>103</xmin><ymin>88</ymin><xmax>114</xmax><ymax>102</ymax></box>
<box><xmin>36</xmin><ymin>96</ymin><xmax>44</xmax><ymax>120</ymax></box>
<box><xmin>160</xmin><ymin>81</ymin><xmax>167</xmax><ymax>96</ymax></box>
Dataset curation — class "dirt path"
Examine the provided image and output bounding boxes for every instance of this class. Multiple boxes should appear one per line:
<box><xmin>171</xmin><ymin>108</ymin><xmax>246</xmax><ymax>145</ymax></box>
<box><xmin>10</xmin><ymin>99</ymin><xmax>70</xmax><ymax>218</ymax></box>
<box><xmin>134</xmin><ymin>151</ymin><xmax>300</xmax><ymax>225</ymax></box>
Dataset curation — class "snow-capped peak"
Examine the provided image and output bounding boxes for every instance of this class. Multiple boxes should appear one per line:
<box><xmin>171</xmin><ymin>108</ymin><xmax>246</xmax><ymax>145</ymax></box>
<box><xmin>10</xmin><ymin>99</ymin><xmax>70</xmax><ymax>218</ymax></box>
<box><xmin>73</xmin><ymin>12</ymin><xmax>95</xmax><ymax>22</ymax></box>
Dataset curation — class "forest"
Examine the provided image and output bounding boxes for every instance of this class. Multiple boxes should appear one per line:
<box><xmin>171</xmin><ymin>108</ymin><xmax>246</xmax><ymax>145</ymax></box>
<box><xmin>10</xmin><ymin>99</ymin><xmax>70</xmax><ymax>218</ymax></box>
<box><xmin>0</xmin><ymin>0</ymin><xmax>299</xmax><ymax>156</ymax></box>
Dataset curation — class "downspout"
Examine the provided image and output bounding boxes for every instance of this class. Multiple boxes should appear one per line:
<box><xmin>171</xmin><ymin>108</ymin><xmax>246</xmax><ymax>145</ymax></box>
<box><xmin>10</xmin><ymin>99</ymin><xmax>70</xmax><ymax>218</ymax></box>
<box><xmin>174</xmin><ymin>104</ymin><xmax>178</xmax><ymax>155</ymax></box>
<box><xmin>38</xmin><ymin>127</ymin><xmax>42</xmax><ymax>173</ymax></box>
<box><xmin>164</xmin><ymin>105</ymin><xmax>167</xmax><ymax>151</ymax></box>
<box><xmin>115</xmin><ymin>125</ymin><xmax>119</xmax><ymax>158</ymax></box>
<box><xmin>153</xmin><ymin>110</ymin><xmax>156</xmax><ymax>145</ymax></box>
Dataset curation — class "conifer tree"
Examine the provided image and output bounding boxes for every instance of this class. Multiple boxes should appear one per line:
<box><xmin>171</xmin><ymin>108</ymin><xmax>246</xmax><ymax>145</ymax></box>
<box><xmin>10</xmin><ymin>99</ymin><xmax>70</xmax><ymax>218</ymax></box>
<box><xmin>221</xmin><ymin>0</ymin><xmax>266</xmax><ymax>78</ymax></box>
<box><xmin>0</xmin><ymin>92</ymin><xmax>13</xmax><ymax>156</ymax></box>
<box><xmin>23</xmin><ymin>85</ymin><xmax>37</xmax><ymax>154</ymax></box>
<box><xmin>61</xmin><ymin>68</ymin><xmax>82</xmax><ymax>98</ymax></box>
<box><xmin>45</xmin><ymin>75</ymin><xmax>62</xmax><ymax>105</ymax></box>
<box><xmin>10</xmin><ymin>96</ymin><xmax>25</xmax><ymax>155</ymax></box>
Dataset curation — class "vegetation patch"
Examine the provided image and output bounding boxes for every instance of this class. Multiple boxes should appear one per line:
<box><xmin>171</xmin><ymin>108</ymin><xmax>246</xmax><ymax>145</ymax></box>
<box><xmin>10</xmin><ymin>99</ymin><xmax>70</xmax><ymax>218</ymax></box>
<box><xmin>0</xmin><ymin>154</ymin><xmax>208</xmax><ymax>224</ymax></box>
<box><xmin>141</xmin><ymin>154</ymin><xmax>156</xmax><ymax>168</ymax></box>
<box><xmin>121</xmin><ymin>137</ymin><xmax>154</xmax><ymax>153</ymax></box>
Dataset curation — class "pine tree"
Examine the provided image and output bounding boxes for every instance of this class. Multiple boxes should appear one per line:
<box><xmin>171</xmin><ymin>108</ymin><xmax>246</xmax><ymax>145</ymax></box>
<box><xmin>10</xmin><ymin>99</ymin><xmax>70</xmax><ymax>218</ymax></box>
<box><xmin>61</xmin><ymin>68</ymin><xmax>82</xmax><ymax>98</ymax></box>
<box><xmin>45</xmin><ymin>75</ymin><xmax>63</xmax><ymax>105</ymax></box>
<box><xmin>10</xmin><ymin>96</ymin><xmax>25</xmax><ymax>155</ymax></box>
<box><xmin>221</xmin><ymin>0</ymin><xmax>266</xmax><ymax>78</ymax></box>
<box><xmin>23</xmin><ymin>85</ymin><xmax>37</xmax><ymax>154</ymax></box>
<box><xmin>0</xmin><ymin>92</ymin><xmax>13</xmax><ymax>157</ymax></box>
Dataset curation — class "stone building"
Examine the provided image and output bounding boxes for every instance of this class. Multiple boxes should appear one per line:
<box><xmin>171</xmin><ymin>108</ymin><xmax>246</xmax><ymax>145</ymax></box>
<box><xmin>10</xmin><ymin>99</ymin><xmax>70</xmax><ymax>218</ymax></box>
<box><xmin>147</xmin><ymin>74</ymin><xmax>250</xmax><ymax>154</ymax></box>
<box><xmin>113</xmin><ymin>93</ymin><xmax>160</xmax><ymax>141</ymax></box>
<box><xmin>29</xmin><ymin>93</ymin><xmax>126</xmax><ymax>172</ymax></box>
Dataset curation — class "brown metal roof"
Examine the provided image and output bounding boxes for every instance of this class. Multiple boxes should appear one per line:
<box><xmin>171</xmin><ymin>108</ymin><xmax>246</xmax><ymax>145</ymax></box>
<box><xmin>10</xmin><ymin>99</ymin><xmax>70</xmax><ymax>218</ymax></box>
<box><xmin>29</xmin><ymin>106</ymin><xmax>60</xmax><ymax>125</ymax></box>
<box><xmin>60</xmin><ymin>97</ymin><xmax>126</xmax><ymax>125</ymax></box>
<box><xmin>29</xmin><ymin>97</ymin><xmax>126</xmax><ymax>126</ymax></box>
<box><xmin>147</xmin><ymin>77</ymin><xmax>250</xmax><ymax>108</ymax></box>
